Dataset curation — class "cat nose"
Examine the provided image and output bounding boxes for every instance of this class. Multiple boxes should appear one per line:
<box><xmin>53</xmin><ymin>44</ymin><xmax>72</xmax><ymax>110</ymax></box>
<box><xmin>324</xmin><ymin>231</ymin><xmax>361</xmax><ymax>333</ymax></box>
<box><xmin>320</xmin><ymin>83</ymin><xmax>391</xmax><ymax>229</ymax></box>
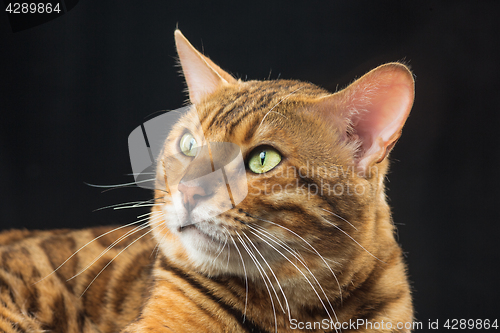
<box><xmin>178</xmin><ymin>183</ymin><xmax>208</xmax><ymax>211</ymax></box>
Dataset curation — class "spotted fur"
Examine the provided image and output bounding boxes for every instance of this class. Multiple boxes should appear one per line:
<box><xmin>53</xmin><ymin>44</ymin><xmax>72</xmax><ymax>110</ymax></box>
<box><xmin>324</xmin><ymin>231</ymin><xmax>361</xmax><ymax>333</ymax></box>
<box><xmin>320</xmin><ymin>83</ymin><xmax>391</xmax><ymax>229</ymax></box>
<box><xmin>0</xmin><ymin>30</ymin><xmax>414</xmax><ymax>332</ymax></box>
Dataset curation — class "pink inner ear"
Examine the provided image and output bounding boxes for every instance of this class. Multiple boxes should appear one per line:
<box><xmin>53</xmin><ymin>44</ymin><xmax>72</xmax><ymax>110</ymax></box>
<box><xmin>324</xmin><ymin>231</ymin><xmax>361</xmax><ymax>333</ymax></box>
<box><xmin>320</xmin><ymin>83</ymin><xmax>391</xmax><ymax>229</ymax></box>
<box><xmin>345</xmin><ymin>65</ymin><xmax>414</xmax><ymax>170</ymax></box>
<box><xmin>354</xmin><ymin>83</ymin><xmax>413</xmax><ymax>153</ymax></box>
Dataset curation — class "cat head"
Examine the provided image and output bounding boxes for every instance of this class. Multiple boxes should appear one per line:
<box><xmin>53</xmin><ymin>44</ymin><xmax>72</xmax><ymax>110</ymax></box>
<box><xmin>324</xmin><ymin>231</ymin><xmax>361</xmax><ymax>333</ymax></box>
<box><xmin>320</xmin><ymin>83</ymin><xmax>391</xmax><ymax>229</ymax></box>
<box><xmin>149</xmin><ymin>30</ymin><xmax>414</xmax><ymax>283</ymax></box>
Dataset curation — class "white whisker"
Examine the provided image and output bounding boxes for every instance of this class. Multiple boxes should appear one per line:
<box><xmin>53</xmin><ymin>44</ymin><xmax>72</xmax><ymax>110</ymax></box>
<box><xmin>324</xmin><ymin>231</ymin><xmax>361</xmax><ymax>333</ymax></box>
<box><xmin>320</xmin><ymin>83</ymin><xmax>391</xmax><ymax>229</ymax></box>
<box><xmin>321</xmin><ymin>208</ymin><xmax>357</xmax><ymax>230</ymax></box>
<box><xmin>79</xmin><ymin>225</ymin><xmax>160</xmax><ymax>298</ymax></box>
<box><xmin>241</xmin><ymin>233</ymin><xmax>287</xmax><ymax>315</ymax></box>
<box><xmin>68</xmin><ymin>213</ymin><xmax>163</xmax><ymax>281</ymax></box>
<box><xmin>212</xmin><ymin>231</ymin><xmax>228</xmax><ymax>262</ymax></box>
<box><xmin>84</xmin><ymin>178</ymin><xmax>156</xmax><ymax>188</ymax></box>
<box><xmin>68</xmin><ymin>223</ymin><xmax>149</xmax><ymax>281</ymax></box>
<box><xmin>93</xmin><ymin>198</ymin><xmax>163</xmax><ymax>212</ymax></box>
<box><xmin>247</xmin><ymin>227</ymin><xmax>339</xmax><ymax>329</ymax></box>
<box><xmin>257</xmin><ymin>86</ymin><xmax>303</xmax><ymax>131</ymax></box>
<box><xmin>236</xmin><ymin>232</ymin><xmax>278</xmax><ymax>333</ymax></box>
<box><xmin>113</xmin><ymin>204</ymin><xmax>163</xmax><ymax>210</ymax></box>
<box><xmin>137</xmin><ymin>211</ymin><xmax>159</xmax><ymax>219</ymax></box>
<box><xmin>320</xmin><ymin>216</ymin><xmax>384</xmax><ymax>263</ymax></box>
<box><xmin>252</xmin><ymin>224</ymin><xmax>306</xmax><ymax>265</ymax></box>
<box><xmin>150</xmin><ymin>225</ymin><xmax>168</xmax><ymax>259</ymax></box>
<box><xmin>228</xmin><ymin>233</ymin><xmax>248</xmax><ymax>321</ymax></box>
<box><xmin>248</xmin><ymin>213</ymin><xmax>343</xmax><ymax>301</ymax></box>
<box><xmin>33</xmin><ymin>215</ymin><xmax>159</xmax><ymax>285</ymax></box>
<box><xmin>125</xmin><ymin>172</ymin><xmax>156</xmax><ymax>176</ymax></box>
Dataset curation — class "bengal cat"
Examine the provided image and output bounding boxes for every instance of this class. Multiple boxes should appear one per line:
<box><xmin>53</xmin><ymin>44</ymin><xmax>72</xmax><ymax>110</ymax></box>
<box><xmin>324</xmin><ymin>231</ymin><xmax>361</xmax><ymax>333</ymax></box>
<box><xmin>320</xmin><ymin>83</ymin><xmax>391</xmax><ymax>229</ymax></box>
<box><xmin>0</xmin><ymin>30</ymin><xmax>415</xmax><ymax>333</ymax></box>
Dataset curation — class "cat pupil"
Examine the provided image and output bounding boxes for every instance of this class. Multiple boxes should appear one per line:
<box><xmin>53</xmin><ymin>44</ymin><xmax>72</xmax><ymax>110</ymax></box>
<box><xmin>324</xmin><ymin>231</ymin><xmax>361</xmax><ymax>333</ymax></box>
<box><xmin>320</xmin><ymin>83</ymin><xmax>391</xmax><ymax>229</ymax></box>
<box><xmin>189</xmin><ymin>138</ymin><xmax>195</xmax><ymax>151</ymax></box>
<box><xmin>260</xmin><ymin>151</ymin><xmax>266</xmax><ymax>165</ymax></box>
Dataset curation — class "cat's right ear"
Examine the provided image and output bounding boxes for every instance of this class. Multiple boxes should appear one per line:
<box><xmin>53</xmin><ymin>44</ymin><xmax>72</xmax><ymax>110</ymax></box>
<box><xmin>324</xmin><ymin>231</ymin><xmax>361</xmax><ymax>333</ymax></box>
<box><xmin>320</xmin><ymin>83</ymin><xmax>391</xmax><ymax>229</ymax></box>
<box><xmin>174</xmin><ymin>30</ymin><xmax>237</xmax><ymax>104</ymax></box>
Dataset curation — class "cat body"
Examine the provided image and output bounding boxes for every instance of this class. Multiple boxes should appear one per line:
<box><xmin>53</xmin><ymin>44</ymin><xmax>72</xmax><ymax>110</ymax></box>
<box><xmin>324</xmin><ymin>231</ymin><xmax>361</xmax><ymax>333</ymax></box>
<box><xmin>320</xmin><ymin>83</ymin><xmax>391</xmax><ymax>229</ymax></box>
<box><xmin>0</xmin><ymin>227</ymin><xmax>153</xmax><ymax>332</ymax></box>
<box><xmin>0</xmin><ymin>30</ymin><xmax>414</xmax><ymax>332</ymax></box>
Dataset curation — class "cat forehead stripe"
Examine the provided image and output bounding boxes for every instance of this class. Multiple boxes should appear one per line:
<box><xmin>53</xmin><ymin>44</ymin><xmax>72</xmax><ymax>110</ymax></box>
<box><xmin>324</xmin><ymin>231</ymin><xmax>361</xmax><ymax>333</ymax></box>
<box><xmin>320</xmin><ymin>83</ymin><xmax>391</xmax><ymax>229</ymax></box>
<box><xmin>200</xmin><ymin>80</ymin><xmax>326</xmax><ymax>138</ymax></box>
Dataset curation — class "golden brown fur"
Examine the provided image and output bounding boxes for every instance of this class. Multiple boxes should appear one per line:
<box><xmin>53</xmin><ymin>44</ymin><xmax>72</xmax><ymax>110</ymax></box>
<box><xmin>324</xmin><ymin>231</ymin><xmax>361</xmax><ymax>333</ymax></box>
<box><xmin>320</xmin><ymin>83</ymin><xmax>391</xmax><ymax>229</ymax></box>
<box><xmin>0</xmin><ymin>30</ymin><xmax>414</xmax><ymax>332</ymax></box>
<box><xmin>0</xmin><ymin>227</ymin><xmax>154</xmax><ymax>332</ymax></box>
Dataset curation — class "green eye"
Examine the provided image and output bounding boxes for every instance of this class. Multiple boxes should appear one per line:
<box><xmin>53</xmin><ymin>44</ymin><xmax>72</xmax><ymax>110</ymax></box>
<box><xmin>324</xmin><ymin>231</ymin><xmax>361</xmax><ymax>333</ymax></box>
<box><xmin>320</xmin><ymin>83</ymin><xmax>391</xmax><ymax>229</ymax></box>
<box><xmin>180</xmin><ymin>133</ymin><xmax>198</xmax><ymax>156</ymax></box>
<box><xmin>248</xmin><ymin>147</ymin><xmax>281</xmax><ymax>174</ymax></box>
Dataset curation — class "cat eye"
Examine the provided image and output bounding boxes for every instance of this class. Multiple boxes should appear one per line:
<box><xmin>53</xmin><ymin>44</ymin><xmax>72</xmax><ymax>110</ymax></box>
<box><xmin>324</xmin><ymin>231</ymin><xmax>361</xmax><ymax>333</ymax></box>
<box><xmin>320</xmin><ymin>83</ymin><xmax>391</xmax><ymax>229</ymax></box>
<box><xmin>248</xmin><ymin>147</ymin><xmax>281</xmax><ymax>174</ymax></box>
<box><xmin>179</xmin><ymin>133</ymin><xmax>198</xmax><ymax>156</ymax></box>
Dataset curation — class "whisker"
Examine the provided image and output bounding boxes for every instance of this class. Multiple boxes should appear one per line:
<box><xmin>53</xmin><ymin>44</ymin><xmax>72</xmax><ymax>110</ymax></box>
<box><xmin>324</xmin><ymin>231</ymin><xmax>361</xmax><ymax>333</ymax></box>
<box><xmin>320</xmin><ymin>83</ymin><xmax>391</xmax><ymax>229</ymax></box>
<box><xmin>212</xmin><ymin>230</ymin><xmax>228</xmax><ymax>262</ymax></box>
<box><xmin>33</xmin><ymin>215</ymin><xmax>159</xmax><ymax>285</ymax></box>
<box><xmin>68</xmin><ymin>213</ymin><xmax>163</xmax><ymax>281</ymax></box>
<box><xmin>99</xmin><ymin>185</ymin><xmax>141</xmax><ymax>193</ymax></box>
<box><xmin>226</xmin><ymin>230</ymin><xmax>231</xmax><ymax>270</ymax></box>
<box><xmin>93</xmin><ymin>198</ymin><xmax>164</xmax><ymax>212</ymax></box>
<box><xmin>257</xmin><ymin>86</ymin><xmax>303</xmax><ymax>130</ymax></box>
<box><xmin>246</xmin><ymin>212</ymin><xmax>343</xmax><ymax>300</ymax></box>
<box><xmin>125</xmin><ymin>172</ymin><xmax>157</xmax><ymax>176</ymax></box>
<box><xmin>251</xmin><ymin>224</ymin><xmax>306</xmax><ymax>265</ymax></box>
<box><xmin>236</xmin><ymin>232</ymin><xmax>278</xmax><ymax>333</ymax></box>
<box><xmin>321</xmin><ymin>208</ymin><xmax>357</xmax><ymax>230</ymax></box>
<box><xmin>113</xmin><ymin>204</ymin><xmax>163</xmax><ymax>210</ymax></box>
<box><xmin>320</xmin><ymin>216</ymin><xmax>384</xmax><ymax>263</ymax></box>
<box><xmin>84</xmin><ymin>178</ymin><xmax>156</xmax><ymax>188</ymax></box>
<box><xmin>247</xmin><ymin>227</ymin><xmax>339</xmax><ymax>328</ymax></box>
<box><xmin>137</xmin><ymin>211</ymin><xmax>160</xmax><ymax>219</ymax></box>
<box><xmin>79</xmin><ymin>225</ymin><xmax>160</xmax><ymax>298</ymax></box>
<box><xmin>99</xmin><ymin>184</ymin><xmax>168</xmax><ymax>194</ymax></box>
<box><xmin>68</xmin><ymin>223</ymin><xmax>149</xmax><ymax>281</ymax></box>
<box><xmin>241</xmin><ymin>232</ymin><xmax>287</xmax><ymax>315</ymax></box>
<box><xmin>150</xmin><ymin>225</ymin><xmax>168</xmax><ymax>259</ymax></box>
<box><xmin>228</xmin><ymin>233</ymin><xmax>248</xmax><ymax>321</ymax></box>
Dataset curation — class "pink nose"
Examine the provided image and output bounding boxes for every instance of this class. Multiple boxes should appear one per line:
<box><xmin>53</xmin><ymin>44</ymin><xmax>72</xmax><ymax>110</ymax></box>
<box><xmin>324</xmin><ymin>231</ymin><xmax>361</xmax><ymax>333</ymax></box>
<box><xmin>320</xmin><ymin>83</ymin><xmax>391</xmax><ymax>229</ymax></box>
<box><xmin>178</xmin><ymin>183</ymin><xmax>207</xmax><ymax>211</ymax></box>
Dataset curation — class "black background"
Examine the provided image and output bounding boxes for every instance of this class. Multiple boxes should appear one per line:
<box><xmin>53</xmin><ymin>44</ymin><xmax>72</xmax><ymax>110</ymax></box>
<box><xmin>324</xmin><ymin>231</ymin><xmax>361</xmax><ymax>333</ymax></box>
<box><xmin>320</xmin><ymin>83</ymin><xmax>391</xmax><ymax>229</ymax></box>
<box><xmin>1</xmin><ymin>1</ymin><xmax>499</xmax><ymax>330</ymax></box>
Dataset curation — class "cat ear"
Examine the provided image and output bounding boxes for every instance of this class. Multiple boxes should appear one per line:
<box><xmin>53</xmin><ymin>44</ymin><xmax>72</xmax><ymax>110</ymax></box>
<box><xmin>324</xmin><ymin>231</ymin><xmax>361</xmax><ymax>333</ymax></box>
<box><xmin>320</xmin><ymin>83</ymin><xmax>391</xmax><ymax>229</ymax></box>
<box><xmin>319</xmin><ymin>63</ymin><xmax>414</xmax><ymax>172</ymax></box>
<box><xmin>174</xmin><ymin>30</ymin><xmax>237</xmax><ymax>104</ymax></box>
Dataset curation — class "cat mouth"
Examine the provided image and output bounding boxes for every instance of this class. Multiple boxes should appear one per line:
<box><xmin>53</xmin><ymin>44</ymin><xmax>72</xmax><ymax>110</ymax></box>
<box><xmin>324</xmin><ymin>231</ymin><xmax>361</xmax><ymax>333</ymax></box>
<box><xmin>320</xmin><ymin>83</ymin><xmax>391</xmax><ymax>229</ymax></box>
<box><xmin>177</xmin><ymin>222</ymin><xmax>224</xmax><ymax>243</ymax></box>
<box><xmin>177</xmin><ymin>223</ymin><xmax>229</xmax><ymax>243</ymax></box>
<box><xmin>178</xmin><ymin>224</ymin><xmax>196</xmax><ymax>232</ymax></box>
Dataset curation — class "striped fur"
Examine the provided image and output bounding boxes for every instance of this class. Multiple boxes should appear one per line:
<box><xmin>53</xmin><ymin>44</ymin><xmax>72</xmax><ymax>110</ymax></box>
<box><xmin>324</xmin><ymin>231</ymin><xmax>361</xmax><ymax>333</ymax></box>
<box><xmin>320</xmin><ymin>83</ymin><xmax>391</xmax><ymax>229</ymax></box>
<box><xmin>0</xmin><ymin>227</ymin><xmax>154</xmax><ymax>332</ymax></box>
<box><xmin>0</xmin><ymin>30</ymin><xmax>414</xmax><ymax>332</ymax></box>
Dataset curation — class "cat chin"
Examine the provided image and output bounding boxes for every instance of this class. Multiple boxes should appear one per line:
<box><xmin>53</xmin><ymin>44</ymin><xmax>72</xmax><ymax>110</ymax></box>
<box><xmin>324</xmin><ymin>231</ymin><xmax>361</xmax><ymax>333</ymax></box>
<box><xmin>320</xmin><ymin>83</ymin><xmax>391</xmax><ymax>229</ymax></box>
<box><xmin>172</xmin><ymin>240</ymin><xmax>281</xmax><ymax>279</ymax></box>
<box><xmin>169</xmin><ymin>235</ymin><xmax>301</xmax><ymax>281</ymax></box>
<box><xmin>157</xmin><ymin>202</ymin><xmax>299</xmax><ymax>278</ymax></box>
<box><xmin>152</xmin><ymin>216</ymin><xmax>284</xmax><ymax>278</ymax></box>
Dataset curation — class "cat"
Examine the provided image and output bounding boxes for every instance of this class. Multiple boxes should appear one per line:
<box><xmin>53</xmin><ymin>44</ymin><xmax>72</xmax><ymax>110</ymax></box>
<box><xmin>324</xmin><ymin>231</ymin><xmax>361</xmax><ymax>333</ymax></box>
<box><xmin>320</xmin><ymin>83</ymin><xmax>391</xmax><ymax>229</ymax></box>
<box><xmin>0</xmin><ymin>29</ymin><xmax>415</xmax><ymax>333</ymax></box>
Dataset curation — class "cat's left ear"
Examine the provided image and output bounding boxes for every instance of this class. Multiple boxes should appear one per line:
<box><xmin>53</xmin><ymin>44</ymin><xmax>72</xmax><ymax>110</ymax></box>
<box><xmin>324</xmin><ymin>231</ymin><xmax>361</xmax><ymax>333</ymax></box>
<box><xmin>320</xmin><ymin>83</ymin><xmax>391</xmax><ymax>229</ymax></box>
<box><xmin>318</xmin><ymin>63</ymin><xmax>414</xmax><ymax>172</ymax></box>
<box><xmin>175</xmin><ymin>30</ymin><xmax>237</xmax><ymax>104</ymax></box>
